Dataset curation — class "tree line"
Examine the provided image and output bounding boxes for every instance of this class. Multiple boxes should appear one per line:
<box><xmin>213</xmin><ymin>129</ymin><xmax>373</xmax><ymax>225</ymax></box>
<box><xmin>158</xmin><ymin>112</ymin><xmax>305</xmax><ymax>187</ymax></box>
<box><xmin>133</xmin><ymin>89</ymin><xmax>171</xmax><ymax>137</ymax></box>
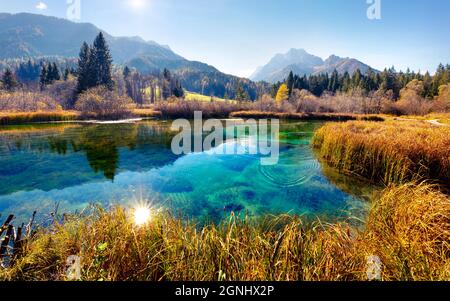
<box><xmin>0</xmin><ymin>32</ymin><xmax>188</xmax><ymax>107</ymax></box>
<box><xmin>273</xmin><ymin>65</ymin><xmax>450</xmax><ymax>100</ymax></box>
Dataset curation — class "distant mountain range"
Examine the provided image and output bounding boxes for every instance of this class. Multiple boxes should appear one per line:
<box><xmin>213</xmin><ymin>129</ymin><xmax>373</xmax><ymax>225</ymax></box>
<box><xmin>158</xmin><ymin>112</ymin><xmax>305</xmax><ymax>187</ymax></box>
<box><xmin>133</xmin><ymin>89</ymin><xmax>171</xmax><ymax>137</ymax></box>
<box><xmin>0</xmin><ymin>13</ymin><xmax>376</xmax><ymax>98</ymax></box>
<box><xmin>0</xmin><ymin>13</ymin><xmax>262</xmax><ymax>99</ymax></box>
<box><xmin>250</xmin><ymin>48</ymin><xmax>375</xmax><ymax>83</ymax></box>
<box><xmin>0</xmin><ymin>13</ymin><xmax>219</xmax><ymax>72</ymax></box>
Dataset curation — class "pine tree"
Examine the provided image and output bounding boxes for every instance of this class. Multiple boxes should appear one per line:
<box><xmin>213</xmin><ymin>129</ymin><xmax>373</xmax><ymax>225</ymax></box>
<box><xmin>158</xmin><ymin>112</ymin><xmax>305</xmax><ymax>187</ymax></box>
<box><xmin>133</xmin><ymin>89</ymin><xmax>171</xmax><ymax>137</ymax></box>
<box><xmin>286</xmin><ymin>71</ymin><xmax>294</xmax><ymax>95</ymax></box>
<box><xmin>51</xmin><ymin>63</ymin><xmax>61</xmax><ymax>81</ymax></box>
<box><xmin>162</xmin><ymin>68</ymin><xmax>172</xmax><ymax>99</ymax></box>
<box><xmin>173</xmin><ymin>79</ymin><xmax>184</xmax><ymax>98</ymax></box>
<box><xmin>64</xmin><ymin>68</ymin><xmax>70</xmax><ymax>81</ymax></box>
<box><xmin>328</xmin><ymin>70</ymin><xmax>339</xmax><ymax>92</ymax></box>
<box><xmin>1</xmin><ymin>68</ymin><xmax>19</xmax><ymax>91</ymax></box>
<box><xmin>16</xmin><ymin>60</ymin><xmax>40</xmax><ymax>83</ymax></box>
<box><xmin>40</xmin><ymin>65</ymin><xmax>48</xmax><ymax>90</ymax></box>
<box><xmin>76</xmin><ymin>42</ymin><xmax>92</xmax><ymax>94</ymax></box>
<box><xmin>90</xmin><ymin>32</ymin><xmax>114</xmax><ymax>89</ymax></box>
<box><xmin>235</xmin><ymin>82</ymin><xmax>249</xmax><ymax>101</ymax></box>
<box><xmin>352</xmin><ymin>69</ymin><xmax>363</xmax><ymax>90</ymax></box>
<box><xmin>123</xmin><ymin>66</ymin><xmax>131</xmax><ymax>79</ymax></box>
<box><xmin>422</xmin><ymin>71</ymin><xmax>433</xmax><ymax>98</ymax></box>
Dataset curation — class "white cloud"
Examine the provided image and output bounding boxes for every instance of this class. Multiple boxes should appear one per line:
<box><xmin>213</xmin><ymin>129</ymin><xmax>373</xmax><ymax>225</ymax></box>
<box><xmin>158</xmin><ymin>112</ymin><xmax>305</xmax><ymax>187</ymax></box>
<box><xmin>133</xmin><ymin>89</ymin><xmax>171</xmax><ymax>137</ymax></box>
<box><xmin>36</xmin><ymin>2</ymin><xmax>48</xmax><ymax>10</ymax></box>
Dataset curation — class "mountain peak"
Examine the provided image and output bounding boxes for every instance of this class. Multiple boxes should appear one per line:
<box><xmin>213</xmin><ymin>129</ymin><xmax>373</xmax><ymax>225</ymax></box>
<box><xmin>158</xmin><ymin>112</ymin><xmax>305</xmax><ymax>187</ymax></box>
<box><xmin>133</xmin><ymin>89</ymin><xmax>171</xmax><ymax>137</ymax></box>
<box><xmin>252</xmin><ymin>48</ymin><xmax>323</xmax><ymax>82</ymax></box>
<box><xmin>324</xmin><ymin>55</ymin><xmax>343</xmax><ymax>65</ymax></box>
<box><xmin>251</xmin><ymin>50</ymin><xmax>375</xmax><ymax>82</ymax></box>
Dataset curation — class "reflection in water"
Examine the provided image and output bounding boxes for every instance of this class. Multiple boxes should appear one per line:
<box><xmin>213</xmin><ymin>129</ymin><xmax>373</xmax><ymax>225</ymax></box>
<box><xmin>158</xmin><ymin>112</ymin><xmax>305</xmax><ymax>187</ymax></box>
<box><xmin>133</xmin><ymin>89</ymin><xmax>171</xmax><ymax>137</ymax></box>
<box><xmin>0</xmin><ymin>121</ymin><xmax>376</xmax><ymax>225</ymax></box>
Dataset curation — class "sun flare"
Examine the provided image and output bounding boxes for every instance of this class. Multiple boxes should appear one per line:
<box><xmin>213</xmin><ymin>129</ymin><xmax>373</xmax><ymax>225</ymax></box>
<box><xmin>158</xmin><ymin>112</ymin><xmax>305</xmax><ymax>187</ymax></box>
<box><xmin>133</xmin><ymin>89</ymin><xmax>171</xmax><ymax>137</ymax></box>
<box><xmin>128</xmin><ymin>0</ymin><xmax>147</xmax><ymax>10</ymax></box>
<box><xmin>134</xmin><ymin>205</ymin><xmax>152</xmax><ymax>226</ymax></box>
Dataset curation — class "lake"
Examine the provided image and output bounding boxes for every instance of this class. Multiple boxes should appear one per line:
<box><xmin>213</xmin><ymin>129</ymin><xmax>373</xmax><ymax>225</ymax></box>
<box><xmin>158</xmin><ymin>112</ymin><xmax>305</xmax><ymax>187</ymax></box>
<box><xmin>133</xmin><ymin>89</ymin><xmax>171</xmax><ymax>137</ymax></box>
<box><xmin>0</xmin><ymin>120</ymin><xmax>376</xmax><ymax>225</ymax></box>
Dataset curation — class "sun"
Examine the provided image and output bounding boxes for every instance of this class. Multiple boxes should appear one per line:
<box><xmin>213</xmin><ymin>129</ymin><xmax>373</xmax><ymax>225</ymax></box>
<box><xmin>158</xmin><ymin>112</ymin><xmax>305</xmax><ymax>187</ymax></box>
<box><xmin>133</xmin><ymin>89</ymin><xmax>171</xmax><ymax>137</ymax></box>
<box><xmin>128</xmin><ymin>0</ymin><xmax>147</xmax><ymax>10</ymax></box>
<box><xmin>133</xmin><ymin>205</ymin><xmax>152</xmax><ymax>226</ymax></box>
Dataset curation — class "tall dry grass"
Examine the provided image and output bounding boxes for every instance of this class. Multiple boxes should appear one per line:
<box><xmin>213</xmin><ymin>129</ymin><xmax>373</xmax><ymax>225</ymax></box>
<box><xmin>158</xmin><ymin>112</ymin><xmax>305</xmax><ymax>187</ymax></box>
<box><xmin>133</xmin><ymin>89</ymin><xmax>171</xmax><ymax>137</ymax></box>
<box><xmin>313</xmin><ymin>121</ymin><xmax>450</xmax><ymax>188</ymax></box>
<box><xmin>1</xmin><ymin>183</ymin><xmax>448</xmax><ymax>281</ymax></box>
<box><xmin>155</xmin><ymin>100</ymin><xmax>248</xmax><ymax>119</ymax></box>
<box><xmin>0</xmin><ymin>111</ymin><xmax>79</xmax><ymax>125</ymax></box>
<box><xmin>230</xmin><ymin>111</ymin><xmax>385</xmax><ymax>122</ymax></box>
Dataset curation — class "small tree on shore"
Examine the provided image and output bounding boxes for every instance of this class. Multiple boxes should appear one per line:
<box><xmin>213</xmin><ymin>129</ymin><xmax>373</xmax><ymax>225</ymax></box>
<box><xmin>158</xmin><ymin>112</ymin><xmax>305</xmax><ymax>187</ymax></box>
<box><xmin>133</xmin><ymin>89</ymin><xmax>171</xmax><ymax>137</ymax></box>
<box><xmin>275</xmin><ymin>83</ymin><xmax>289</xmax><ymax>104</ymax></box>
<box><xmin>1</xmin><ymin>68</ymin><xmax>19</xmax><ymax>91</ymax></box>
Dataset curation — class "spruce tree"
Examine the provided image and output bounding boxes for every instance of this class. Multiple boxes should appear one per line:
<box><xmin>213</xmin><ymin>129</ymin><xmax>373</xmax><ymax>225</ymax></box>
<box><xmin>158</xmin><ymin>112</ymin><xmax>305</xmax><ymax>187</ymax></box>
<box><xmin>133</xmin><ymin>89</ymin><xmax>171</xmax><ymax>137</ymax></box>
<box><xmin>1</xmin><ymin>68</ymin><xmax>19</xmax><ymax>91</ymax></box>
<box><xmin>162</xmin><ymin>68</ymin><xmax>172</xmax><ymax>99</ymax></box>
<box><xmin>123</xmin><ymin>66</ymin><xmax>131</xmax><ymax>79</ymax></box>
<box><xmin>76</xmin><ymin>42</ymin><xmax>92</xmax><ymax>94</ymax></box>
<box><xmin>235</xmin><ymin>82</ymin><xmax>249</xmax><ymax>101</ymax></box>
<box><xmin>328</xmin><ymin>70</ymin><xmax>339</xmax><ymax>92</ymax></box>
<box><xmin>286</xmin><ymin>71</ymin><xmax>294</xmax><ymax>95</ymax></box>
<box><xmin>90</xmin><ymin>32</ymin><xmax>114</xmax><ymax>89</ymax></box>
<box><xmin>40</xmin><ymin>65</ymin><xmax>48</xmax><ymax>90</ymax></box>
<box><xmin>51</xmin><ymin>63</ymin><xmax>61</xmax><ymax>81</ymax></box>
<box><xmin>64</xmin><ymin>68</ymin><xmax>70</xmax><ymax>81</ymax></box>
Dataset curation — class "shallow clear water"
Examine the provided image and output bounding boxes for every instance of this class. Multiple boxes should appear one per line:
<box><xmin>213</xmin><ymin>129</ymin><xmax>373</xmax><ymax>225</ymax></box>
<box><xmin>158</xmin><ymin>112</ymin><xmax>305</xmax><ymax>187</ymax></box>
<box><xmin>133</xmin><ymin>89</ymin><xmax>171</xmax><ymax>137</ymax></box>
<box><xmin>0</xmin><ymin>121</ymin><xmax>375</xmax><ymax>224</ymax></box>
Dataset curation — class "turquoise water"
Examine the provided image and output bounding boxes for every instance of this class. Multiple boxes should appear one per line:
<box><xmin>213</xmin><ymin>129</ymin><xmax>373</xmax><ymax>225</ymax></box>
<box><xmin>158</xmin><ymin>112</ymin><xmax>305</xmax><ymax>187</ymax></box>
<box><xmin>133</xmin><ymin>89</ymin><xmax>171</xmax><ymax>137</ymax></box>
<box><xmin>0</xmin><ymin>121</ymin><xmax>374</xmax><ymax>224</ymax></box>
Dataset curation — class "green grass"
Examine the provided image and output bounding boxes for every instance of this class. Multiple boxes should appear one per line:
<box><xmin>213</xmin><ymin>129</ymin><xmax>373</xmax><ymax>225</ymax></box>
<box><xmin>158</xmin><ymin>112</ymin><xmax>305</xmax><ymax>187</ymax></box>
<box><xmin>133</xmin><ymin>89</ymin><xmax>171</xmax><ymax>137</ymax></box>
<box><xmin>184</xmin><ymin>91</ymin><xmax>235</xmax><ymax>103</ymax></box>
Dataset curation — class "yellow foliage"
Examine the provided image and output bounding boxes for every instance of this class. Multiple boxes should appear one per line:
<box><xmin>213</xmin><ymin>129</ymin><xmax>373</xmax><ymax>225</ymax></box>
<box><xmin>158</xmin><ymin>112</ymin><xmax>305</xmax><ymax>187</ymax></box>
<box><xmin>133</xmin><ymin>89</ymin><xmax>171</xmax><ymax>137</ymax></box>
<box><xmin>275</xmin><ymin>84</ymin><xmax>289</xmax><ymax>104</ymax></box>
<box><xmin>431</xmin><ymin>84</ymin><xmax>450</xmax><ymax>112</ymax></box>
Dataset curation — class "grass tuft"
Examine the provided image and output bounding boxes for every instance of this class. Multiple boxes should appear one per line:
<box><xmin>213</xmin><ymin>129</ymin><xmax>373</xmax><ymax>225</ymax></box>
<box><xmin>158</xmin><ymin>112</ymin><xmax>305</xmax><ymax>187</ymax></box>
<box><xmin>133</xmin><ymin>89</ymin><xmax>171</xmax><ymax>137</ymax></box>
<box><xmin>313</xmin><ymin>121</ymin><xmax>450</xmax><ymax>188</ymax></box>
<box><xmin>1</xmin><ymin>184</ymin><xmax>448</xmax><ymax>281</ymax></box>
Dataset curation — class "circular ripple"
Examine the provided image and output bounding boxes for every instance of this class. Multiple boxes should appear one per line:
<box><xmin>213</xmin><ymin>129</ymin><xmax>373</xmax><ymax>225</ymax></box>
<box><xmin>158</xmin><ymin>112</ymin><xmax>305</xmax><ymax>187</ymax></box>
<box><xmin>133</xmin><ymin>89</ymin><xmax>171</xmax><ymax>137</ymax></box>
<box><xmin>258</xmin><ymin>151</ymin><xmax>321</xmax><ymax>188</ymax></box>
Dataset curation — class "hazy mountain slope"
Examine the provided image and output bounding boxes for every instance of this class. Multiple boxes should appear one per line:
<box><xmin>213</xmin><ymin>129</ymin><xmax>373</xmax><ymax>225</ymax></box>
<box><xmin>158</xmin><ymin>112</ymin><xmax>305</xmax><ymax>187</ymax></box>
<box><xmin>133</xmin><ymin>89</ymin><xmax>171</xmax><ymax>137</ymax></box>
<box><xmin>0</xmin><ymin>13</ymin><xmax>259</xmax><ymax>98</ymax></box>
<box><xmin>251</xmin><ymin>49</ymin><xmax>375</xmax><ymax>83</ymax></box>
<box><xmin>250</xmin><ymin>49</ymin><xmax>323</xmax><ymax>82</ymax></box>
<box><xmin>0</xmin><ymin>13</ymin><xmax>182</xmax><ymax>63</ymax></box>
<box><xmin>313</xmin><ymin>55</ymin><xmax>373</xmax><ymax>75</ymax></box>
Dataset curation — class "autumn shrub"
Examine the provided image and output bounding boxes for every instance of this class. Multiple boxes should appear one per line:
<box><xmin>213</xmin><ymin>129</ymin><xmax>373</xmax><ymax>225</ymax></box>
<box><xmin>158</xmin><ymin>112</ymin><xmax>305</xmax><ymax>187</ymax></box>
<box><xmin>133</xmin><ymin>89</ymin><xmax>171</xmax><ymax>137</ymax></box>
<box><xmin>75</xmin><ymin>86</ymin><xmax>136</xmax><ymax>120</ymax></box>
<box><xmin>288</xmin><ymin>89</ymin><xmax>387</xmax><ymax>114</ymax></box>
<box><xmin>0</xmin><ymin>90</ymin><xmax>61</xmax><ymax>112</ymax></box>
<box><xmin>388</xmin><ymin>80</ymin><xmax>433</xmax><ymax>116</ymax></box>
<box><xmin>433</xmin><ymin>83</ymin><xmax>450</xmax><ymax>112</ymax></box>
<box><xmin>45</xmin><ymin>79</ymin><xmax>77</xmax><ymax>109</ymax></box>
<box><xmin>155</xmin><ymin>99</ymin><xmax>248</xmax><ymax>119</ymax></box>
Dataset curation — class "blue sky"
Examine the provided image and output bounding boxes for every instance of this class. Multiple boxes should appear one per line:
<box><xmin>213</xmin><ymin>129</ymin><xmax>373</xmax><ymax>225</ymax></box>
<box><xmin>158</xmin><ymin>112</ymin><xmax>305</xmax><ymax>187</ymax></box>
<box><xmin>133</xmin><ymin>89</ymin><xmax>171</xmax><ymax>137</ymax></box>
<box><xmin>1</xmin><ymin>0</ymin><xmax>449</xmax><ymax>77</ymax></box>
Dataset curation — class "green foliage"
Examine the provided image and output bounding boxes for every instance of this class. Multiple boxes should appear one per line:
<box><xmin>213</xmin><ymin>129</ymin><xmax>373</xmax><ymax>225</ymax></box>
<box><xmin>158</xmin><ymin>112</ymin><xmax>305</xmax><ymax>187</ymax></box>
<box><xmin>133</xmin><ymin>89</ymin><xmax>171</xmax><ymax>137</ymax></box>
<box><xmin>76</xmin><ymin>33</ymin><xmax>115</xmax><ymax>96</ymax></box>
<box><xmin>39</xmin><ymin>62</ymin><xmax>61</xmax><ymax>90</ymax></box>
<box><xmin>161</xmin><ymin>68</ymin><xmax>184</xmax><ymax>99</ymax></box>
<box><xmin>0</xmin><ymin>68</ymin><xmax>19</xmax><ymax>91</ymax></box>
<box><xmin>16</xmin><ymin>60</ymin><xmax>41</xmax><ymax>84</ymax></box>
<box><xmin>279</xmin><ymin>63</ymin><xmax>450</xmax><ymax>100</ymax></box>
<box><xmin>235</xmin><ymin>82</ymin><xmax>250</xmax><ymax>101</ymax></box>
